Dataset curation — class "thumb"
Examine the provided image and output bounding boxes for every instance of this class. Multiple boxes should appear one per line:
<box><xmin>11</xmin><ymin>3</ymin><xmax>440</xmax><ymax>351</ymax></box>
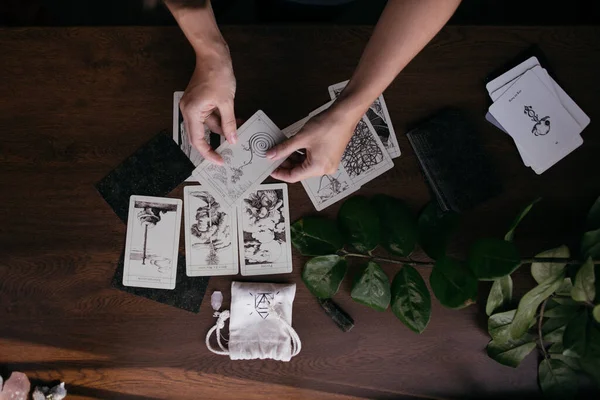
<box><xmin>218</xmin><ymin>102</ymin><xmax>238</xmax><ymax>144</ymax></box>
<box><xmin>266</xmin><ymin>134</ymin><xmax>305</xmax><ymax>161</ymax></box>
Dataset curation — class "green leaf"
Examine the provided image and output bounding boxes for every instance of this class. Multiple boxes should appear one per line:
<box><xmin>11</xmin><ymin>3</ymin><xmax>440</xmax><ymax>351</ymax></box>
<box><xmin>488</xmin><ymin>309</ymin><xmax>536</xmax><ymax>342</ymax></box>
<box><xmin>552</xmin><ymin>297</ymin><xmax>580</xmax><ymax>306</ymax></box>
<box><xmin>301</xmin><ymin>255</ymin><xmax>347</xmax><ymax>299</ymax></box>
<box><xmin>417</xmin><ymin>202</ymin><xmax>459</xmax><ymax>260</ymax></box>
<box><xmin>555</xmin><ymin>278</ymin><xmax>574</xmax><ymax>297</ymax></box>
<box><xmin>391</xmin><ymin>266</ymin><xmax>431</xmax><ymax>333</ymax></box>
<box><xmin>581</xmin><ymin>228</ymin><xmax>600</xmax><ymax>259</ymax></box>
<box><xmin>468</xmin><ymin>238</ymin><xmax>521</xmax><ymax>281</ymax></box>
<box><xmin>350</xmin><ymin>261</ymin><xmax>391</xmax><ymax>311</ymax></box>
<box><xmin>563</xmin><ymin>310</ymin><xmax>600</xmax><ymax>358</ymax></box>
<box><xmin>504</xmin><ymin>197</ymin><xmax>541</xmax><ymax>242</ymax></box>
<box><xmin>580</xmin><ymin>356</ymin><xmax>600</xmax><ymax>386</ymax></box>
<box><xmin>542</xmin><ymin>317</ymin><xmax>570</xmax><ymax>343</ymax></box>
<box><xmin>488</xmin><ymin>309</ymin><xmax>516</xmax><ymax>340</ymax></box>
<box><xmin>549</xmin><ymin>342</ymin><xmax>564</xmax><ymax>354</ymax></box>
<box><xmin>291</xmin><ymin>217</ymin><xmax>344</xmax><ymax>256</ymax></box>
<box><xmin>586</xmin><ymin>195</ymin><xmax>600</xmax><ymax>231</ymax></box>
<box><xmin>430</xmin><ymin>256</ymin><xmax>478</xmax><ymax>309</ymax></box>
<box><xmin>371</xmin><ymin>195</ymin><xmax>417</xmax><ymax>257</ymax></box>
<box><xmin>509</xmin><ymin>274</ymin><xmax>565</xmax><ymax>339</ymax></box>
<box><xmin>594</xmin><ymin>305</ymin><xmax>600</xmax><ymax>323</ymax></box>
<box><xmin>486</xmin><ymin>335</ymin><xmax>536</xmax><ymax>368</ymax></box>
<box><xmin>550</xmin><ymin>353</ymin><xmax>581</xmax><ymax>372</ymax></box>
<box><xmin>543</xmin><ymin>303</ymin><xmax>582</xmax><ymax>319</ymax></box>
<box><xmin>571</xmin><ymin>257</ymin><xmax>596</xmax><ymax>303</ymax></box>
<box><xmin>486</xmin><ymin>275</ymin><xmax>513</xmax><ymax>316</ymax></box>
<box><xmin>539</xmin><ymin>359</ymin><xmax>578</xmax><ymax>399</ymax></box>
<box><xmin>531</xmin><ymin>245</ymin><xmax>570</xmax><ymax>284</ymax></box>
<box><xmin>338</xmin><ymin>196</ymin><xmax>380</xmax><ymax>254</ymax></box>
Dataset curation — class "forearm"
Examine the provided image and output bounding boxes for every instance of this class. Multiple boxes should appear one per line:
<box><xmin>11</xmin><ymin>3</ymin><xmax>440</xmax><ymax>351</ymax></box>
<box><xmin>165</xmin><ymin>0</ymin><xmax>227</xmax><ymax>57</ymax></box>
<box><xmin>336</xmin><ymin>0</ymin><xmax>461</xmax><ymax>118</ymax></box>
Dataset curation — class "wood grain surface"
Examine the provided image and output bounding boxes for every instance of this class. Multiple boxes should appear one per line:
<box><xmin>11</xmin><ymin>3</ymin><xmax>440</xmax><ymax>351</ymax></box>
<box><xmin>0</xmin><ymin>26</ymin><xmax>599</xmax><ymax>399</ymax></box>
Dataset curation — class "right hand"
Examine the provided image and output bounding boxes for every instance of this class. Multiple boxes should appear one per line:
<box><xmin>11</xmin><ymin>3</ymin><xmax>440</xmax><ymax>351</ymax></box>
<box><xmin>180</xmin><ymin>44</ymin><xmax>237</xmax><ymax>165</ymax></box>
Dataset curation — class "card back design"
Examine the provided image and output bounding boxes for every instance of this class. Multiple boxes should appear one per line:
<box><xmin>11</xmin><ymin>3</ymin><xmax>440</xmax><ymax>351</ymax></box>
<box><xmin>184</xmin><ymin>186</ymin><xmax>238</xmax><ymax>276</ymax></box>
<box><xmin>192</xmin><ymin>111</ymin><xmax>286</xmax><ymax>210</ymax></box>
<box><xmin>238</xmin><ymin>183</ymin><xmax>292</xmax><ymax>276</ymax></box>
<box><xmin>123</xmin><ymin>196</ymin><xmax>182</xmax><ymax>289</ymax></box>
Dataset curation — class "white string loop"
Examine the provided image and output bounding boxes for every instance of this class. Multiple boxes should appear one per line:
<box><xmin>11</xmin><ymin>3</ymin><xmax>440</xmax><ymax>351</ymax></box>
<box><xmin>268</xmin><ymin>303</ymin><xmax>302</xmax><ymax>357</ymax></box>
<box><xmin>205</xmin><ymin>310</ymin><xmax>230</xmax><ymax>355</ymax></box>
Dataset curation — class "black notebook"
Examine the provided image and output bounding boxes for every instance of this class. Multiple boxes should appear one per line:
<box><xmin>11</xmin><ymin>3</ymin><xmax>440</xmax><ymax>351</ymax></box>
<box><xmin>406</xmin><ymin>109</ymin><xmax>501</xmax><ymax>213</ymax></box>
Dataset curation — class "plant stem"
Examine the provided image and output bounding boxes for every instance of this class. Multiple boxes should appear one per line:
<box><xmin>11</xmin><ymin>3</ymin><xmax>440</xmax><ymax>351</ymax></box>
<box><xmin>339</xmin><ymin>252</ymin><xmax>600</xmax><ymax>268</ymax></box>
<box><xmin>340</xmin><ymin>252</ymin><xmax>434</xmax><ymax>266</ymax></box>
<box><xmin>520</xmin><ymin>257</ymin><xmax>600</xmax><ymax>265</ymax></box>
<box><xmin>538</xmin><ymin>298</ymin><xmax>550</xmax><ymax>361</ymax></box>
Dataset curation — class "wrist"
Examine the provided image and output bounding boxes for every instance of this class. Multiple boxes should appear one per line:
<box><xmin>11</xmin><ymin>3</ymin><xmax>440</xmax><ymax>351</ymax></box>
<box><xmin>194</xmin><ymin>37</ymin><xmax>230</xmax><ymax>63</ymax></box>
<box><xmin>330</xmin><ymin>92</ymin><xmax>370</xmax><ymax>128</ymax></box>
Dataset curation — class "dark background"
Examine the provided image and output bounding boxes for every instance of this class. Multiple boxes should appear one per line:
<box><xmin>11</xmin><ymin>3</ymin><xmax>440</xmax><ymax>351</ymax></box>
<box><xmin>2</xmin><ymin>0</ymin><xmax>600</xmax><ymax>26</ymax></box>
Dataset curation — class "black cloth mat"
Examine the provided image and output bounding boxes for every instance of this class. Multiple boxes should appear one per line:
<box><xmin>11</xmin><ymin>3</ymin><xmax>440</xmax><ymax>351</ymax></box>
<box><xmin>95</xmin><ymin>131</ymin><xmax>195</xmax><ymax>223</ymax></box>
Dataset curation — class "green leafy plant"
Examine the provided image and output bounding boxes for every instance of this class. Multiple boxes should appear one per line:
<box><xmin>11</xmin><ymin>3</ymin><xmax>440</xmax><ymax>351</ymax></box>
<box><xmin>291</xmin><ymin>194</ymin><xmax>600</xmax><ymax>396</ymax></box>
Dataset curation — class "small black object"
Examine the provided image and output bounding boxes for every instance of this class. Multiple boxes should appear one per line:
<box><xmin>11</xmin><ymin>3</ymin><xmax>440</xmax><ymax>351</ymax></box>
<box><xmin>112</xmin><ymin>253</ymin><xmax>209</xmax><ymax>313</ymax></box>
<box><xmin>317</xmin><ymin>298</ymin><xmax>354</xmax><ymax>332</ymax></box>
<box><xmin>406</xmin><ymin>108</ymin><xmax>502</xmax><ymax>213</ymax></box>
<box><xmin>95</xmin><ymin>131</ymin><xmax>195</xmax><ymax>222</ymax></box>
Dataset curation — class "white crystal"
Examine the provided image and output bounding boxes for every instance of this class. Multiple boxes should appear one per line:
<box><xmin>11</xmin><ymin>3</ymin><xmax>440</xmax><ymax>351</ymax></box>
<box><xmin>211</xmin><ymin>291</ymin><xmax>223</xmax><ymax>311</ymax></box>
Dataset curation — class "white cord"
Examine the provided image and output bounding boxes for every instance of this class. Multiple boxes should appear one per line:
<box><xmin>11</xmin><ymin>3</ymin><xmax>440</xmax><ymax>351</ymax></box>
<box><xmin>268</xmin><ymin>303</ymin><xmax>302</xmax><ymax>357</ymax></box>
<box><xmin>206</xmin><ymin>310</ymin><xmax>230</xmax><ymax>356</ymax></box>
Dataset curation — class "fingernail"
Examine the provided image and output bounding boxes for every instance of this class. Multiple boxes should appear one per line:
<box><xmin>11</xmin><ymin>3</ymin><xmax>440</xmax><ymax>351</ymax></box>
<box><xmin>229</xmin><ymin>133</ymin><xmax>237</xmax><ymax>144</ymax></box>
<box><xmin>266</xmin><ymin>150</ymin><xmax>275</xmax><ymax>159</ymax></box>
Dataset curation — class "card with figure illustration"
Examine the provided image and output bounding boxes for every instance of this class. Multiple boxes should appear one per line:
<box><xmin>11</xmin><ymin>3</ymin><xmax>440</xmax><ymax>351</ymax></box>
<box><xmin>328</xmin><ymin>80</ymin><xmax>401</xmax><ymax>158</ymax></box>
<box><xmin>184</xmin><ymin>186</ymin><xmax>238</xmax><ymax>276</ymax></box>
<box><xmin>173</xmin><ymin>91</ymin><xmax>214</xmax><ymax>181</ymax></box>
<box><xmin>237</xmin><ymin>183</ymin><xmax>292</xmax><ymax>276</ymax></box>
<box><xmin>192</xmin><ymin>110</ymin><xmax>286</xmax><ymax>210</ymax></box>
<box><xmin>123</xmin><ymin>195</ymin><xmax>182</xmax><ymax>289</ymax></box>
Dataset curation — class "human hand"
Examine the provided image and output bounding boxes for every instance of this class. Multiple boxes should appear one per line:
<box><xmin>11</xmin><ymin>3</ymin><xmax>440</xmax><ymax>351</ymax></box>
<box><xmin>266</xmin><ymin>104</ymin><xmax>361</xmax><ymax>183</ymax></box>
<box><xmin>180</xmin><ymin>45</ymin><xmax>237</xmax><ymax>165</ymax></box>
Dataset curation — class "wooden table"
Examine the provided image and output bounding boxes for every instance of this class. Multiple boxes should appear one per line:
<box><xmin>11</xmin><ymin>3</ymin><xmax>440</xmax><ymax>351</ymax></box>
<box><xmin>0</xmin><ymin>26</ymin><xmax>599</xmax><ymax>400</ymax></box>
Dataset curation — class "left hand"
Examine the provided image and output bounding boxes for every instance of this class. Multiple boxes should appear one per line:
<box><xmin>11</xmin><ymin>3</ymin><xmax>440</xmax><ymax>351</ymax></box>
<box><xmin>267</xmin><ymin>105</ymin><xmax>360</xmax><ymax>183</ymax></box>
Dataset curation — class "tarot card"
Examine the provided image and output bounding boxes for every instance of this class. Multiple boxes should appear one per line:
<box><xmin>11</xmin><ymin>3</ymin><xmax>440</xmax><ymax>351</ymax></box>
<box><xmin>491</xmin><ymin>67</ymin><xmax>590</xmax><ymax>129</ymax></box>
<box><xmin>184</xmin><ymin>186</ymin><xmax>238</xmax><ymax>276</ymax></box>
<box><xmin>302</xmin><ymin>168</ymin><xmax>360</xmax><ymax>211</ymax></box>
<box><xmin>282</xmin><ymin>116</ymin><xmax>310</xmax><ymax>138</ymax></box>
<box><xmin>123</xmin><ymin>195</ymin><xmax>182</xmax><ymax>289</ymax></box>
<box><xmin>340</xmin><ymin>117</ymin><xmax>394</xmax><ymax>186</ymax></box>
<box><xmin>192</xmin><ymin>110</ymin><xmax>286</xmax><ymax>210</ymax></box>
<box><xmin>173</xmin><ymin>91</ymin><xmax>213</xmax><ymax>181</ymax></box>
<box><xmin>489</xmin><ymin>70</ymin><xmax>583</xmax><ymax>174</ymax></box>
<box><xmin>489</xmin><ymin>66</ymin><xmax>589</xmax><ymax>168</ymax></box>
<box><xmin>237</xmin><ymin>183</ymin><xmax>293</xmax><ymax>276</ymax></box>
<box><xmin>328</xmin><ymin>80</ymin><xmax>401</xmax><ymax>158</ymax></box>
<box><xmin>486</xmin><ymin>57</ymin><xmax>540</xmax><ymax>96</ymax></box>
<box><xmin>299</xmin><ymin>101</ymin><xmax>360</xmax><ymax>210</ymax></box>
<box><xmin>302</xmin><ymin>101</ymin><xmax>392</xmax><ymax>210</ymax></box>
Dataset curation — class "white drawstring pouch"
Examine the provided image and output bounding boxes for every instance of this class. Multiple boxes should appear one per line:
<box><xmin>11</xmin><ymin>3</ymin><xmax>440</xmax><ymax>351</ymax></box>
<box><xmin>205</xmin><ymin>281</ymin><xmax>301</xmax><ymax>361</ymax></box>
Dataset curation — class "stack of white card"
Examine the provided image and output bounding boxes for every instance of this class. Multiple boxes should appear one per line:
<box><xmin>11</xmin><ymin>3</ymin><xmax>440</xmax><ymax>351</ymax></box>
<box><xmin>486</xmin><ymin>57</ymin><xmax>590</xmax><ymax>174</ymax></box>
